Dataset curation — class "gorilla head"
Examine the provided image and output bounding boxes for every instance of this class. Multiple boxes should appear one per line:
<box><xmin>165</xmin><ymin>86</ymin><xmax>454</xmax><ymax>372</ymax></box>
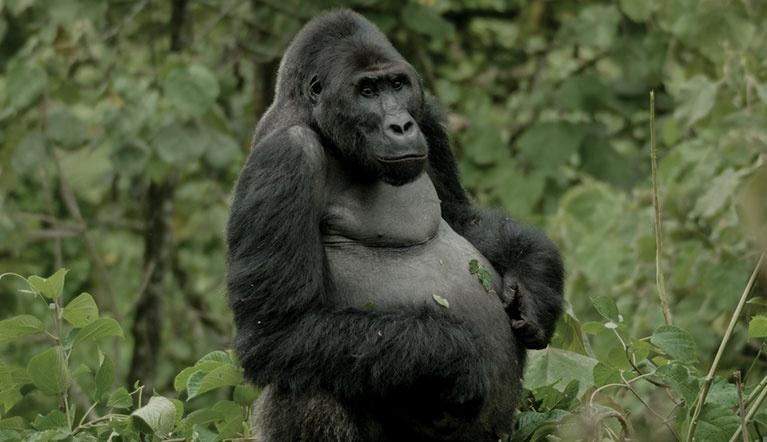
<box><xmin>271</xmin><ymin>10</ymin><xmax>429</xmax><ymax>185</ymax></box>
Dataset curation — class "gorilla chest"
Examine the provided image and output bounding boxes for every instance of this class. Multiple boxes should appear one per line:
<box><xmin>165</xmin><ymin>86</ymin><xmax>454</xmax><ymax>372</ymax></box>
<box><xmin>321</xmin><ymin>173</ymin><xmax>504</xmax><ymax>316</ymax></box>
<box><xmin>321</xmin><ymin>173</ymin><xmax>441</xmax><ymax>246</ymax></box>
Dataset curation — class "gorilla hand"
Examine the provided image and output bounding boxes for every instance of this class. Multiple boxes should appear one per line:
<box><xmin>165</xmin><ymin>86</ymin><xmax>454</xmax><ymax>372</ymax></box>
<box><xmin>499</xmin><ymin>276</ymin><xmax>550</xmax><ymax>350</ymax></box>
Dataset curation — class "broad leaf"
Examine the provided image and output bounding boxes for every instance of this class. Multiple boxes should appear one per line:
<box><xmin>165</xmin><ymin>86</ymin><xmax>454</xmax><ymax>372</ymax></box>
<box><xmin>62</xmin><ymin>293</ymin><xmax>99</xmax><ymax>328</ymax></box>
<box><xmin>188</xmin><ymin>364</ymin><xmax>243</xmax><ymax>400</ymax></box>
<box><xmin>749</xmin><ymin>315</ymin><xmax>767</xmax><ymax>338</ymax></box>
<box><xmin>132</xmin><ymin>395</ymin><xmax>176</xmax><ymax>437</ymax></box>
<box><xmin>27</xmin><ymin>348</ymin><xmax>70</xmax><ymax>395</ymax></box>
<box><xmin>72</xmin><ymin>318</ymin><xmax>124</xmax><ymax>347</ymax></box>
<box><xmin>0</xmin><ymin>315</ymin><xmax>44</xmax><ymax>345</ymax></box>
<box><xmin>650</xmin><ymin>325</ymin><xmax>698</xmax><ymax>364</ymax></box>
<box><xmin>27</xmin><ymin>269</ymin><xmax>68</xmax><ymax>300</ymax></box>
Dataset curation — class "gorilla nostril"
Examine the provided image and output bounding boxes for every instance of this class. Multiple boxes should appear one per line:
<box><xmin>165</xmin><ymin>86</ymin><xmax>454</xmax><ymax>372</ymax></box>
<box><xmin>389</xmin><ymin>124</ymin><xmax>404</xmax><ymax>135</ymax></box>
<box><xmin>403</xmin><ymin>121</ymin><xmax>414</xmax><ymax>134</ymax></box>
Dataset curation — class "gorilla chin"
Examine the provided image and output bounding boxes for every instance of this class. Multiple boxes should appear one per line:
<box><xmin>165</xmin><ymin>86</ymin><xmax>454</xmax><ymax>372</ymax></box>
<box><xmin>377</xmin><ymin>153</ymin><xmax>428</xmax><ymax>186</ymax></box>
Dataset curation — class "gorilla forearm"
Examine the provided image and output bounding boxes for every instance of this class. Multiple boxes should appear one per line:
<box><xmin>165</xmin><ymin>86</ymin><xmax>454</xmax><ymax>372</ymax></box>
<box><xmin>458</xmin><ymin>208</ymin><xmax>564</xmax><ymax>343</ymax></box>
<box><xmin>233</xmin><ymin>306</ymin><xmax>488</xmax><ymax>405</ymax></box>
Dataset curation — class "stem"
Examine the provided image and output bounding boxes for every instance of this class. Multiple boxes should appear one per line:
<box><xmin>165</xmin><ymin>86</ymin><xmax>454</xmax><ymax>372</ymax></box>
<box><xmin>746</xmin><ymin>373</ymin><xmax>767</xmax><ymax>408</ymax></box>
<box><xmin>735</xmin><ymin>371</ymin><xmax>750</xmax><ymax>442</ymax></box>
<box><xmin>730</xmin><ymin>380</ymin><xmax>767</xmax><ymax>442</ymax></box>
<box><xmin>650</xmin><ymin>90</ymin><xmax>673</xmax><ymax>326</ymax></box>
<box><xmin>688</xmin><ymin>253</ymin><xmax>764</xmax><ymax>441</ymax></box>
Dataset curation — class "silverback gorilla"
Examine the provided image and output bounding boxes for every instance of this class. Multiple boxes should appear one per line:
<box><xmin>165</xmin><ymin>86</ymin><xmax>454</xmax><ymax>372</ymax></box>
<box><xmin>226</xmin><ymin>10</ymin><xmax>564</xmax><ymax>442</ymax></box>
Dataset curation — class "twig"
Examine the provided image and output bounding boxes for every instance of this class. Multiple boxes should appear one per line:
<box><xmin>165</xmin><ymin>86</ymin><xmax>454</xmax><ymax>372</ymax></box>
<box><xmin>650</xmin><ymin>90</ymin><xmax>673</xmax><ymax>326</ymax></box>
<box><xmin>745</xmin><ymin>372</ymin><xmax>767</xmax><ymax>408</ymax></box>
<box><xmin>735</xmin><ymin>371</ymin><xmax>750</xmax><ymax>442</ymax></box>
<box><xmin>103</xmin><ymin>0</ymin><xmax>150</xmax><ymax>40</ymax></box>
<box><xmin>730</xmin><ymin>377</ymin><xmax>767</xmax><ymax>442</ymax></box>
<box><xmin>51</xmin><ymin>149</ymin><xmax>121</xmax><ymax>320</ymax></box>
<box><xmin>620</xmin><ymin>372</ymin><xmax>681</xmax><ymax>441</ymax></box>
<box><xmin>688</xmin><ymin>252</ymin><xmax>764</xmax><ymax>441</ymax></box>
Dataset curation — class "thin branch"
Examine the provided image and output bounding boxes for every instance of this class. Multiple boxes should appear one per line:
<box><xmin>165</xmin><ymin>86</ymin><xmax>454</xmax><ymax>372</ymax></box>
<box><xmin>51</xmin><ymin>149</ymin><xmax>121</xmax><ymax>320</ymax></box>
<box><xmin>650</xmin><ymin>90</ymin><xmax>673</xmax><ymax>325</ymax></box>
<box><xmin>688</xmin><ymin>252</ymin><xmax>765</xmax><ymax>441</ymax></box>
<box><xmin>620</xmin><ymin>372</ymin><xmax>681</xmax><ymax>441</ymax></box>
<box><xmin>730</xmin><ymin>376</ymin><xmax>767</xmax><ymax>442</ymax></box>
<box><xmin>735</xmin><ymin>371</ymin><xmax>750</xmax><ymax>442</ymax></box>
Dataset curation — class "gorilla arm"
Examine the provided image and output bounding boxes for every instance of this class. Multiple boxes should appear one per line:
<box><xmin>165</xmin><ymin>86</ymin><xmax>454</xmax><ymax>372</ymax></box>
<box><xmin>421</xmin><ymin>99</ymin><xmax>564</xmax><ymax>350</ymax></box>
<box><xmin>227</xmin><ymin>125</ymin><xmax>488</xmax><ymax>410</ymax></box>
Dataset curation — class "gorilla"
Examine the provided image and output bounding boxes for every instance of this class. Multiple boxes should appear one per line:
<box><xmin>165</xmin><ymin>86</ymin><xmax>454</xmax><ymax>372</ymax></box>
<box><xmin>226</xmin><ymin>10</ymin><xmax>564</xmax><ymax>442</ymax></box>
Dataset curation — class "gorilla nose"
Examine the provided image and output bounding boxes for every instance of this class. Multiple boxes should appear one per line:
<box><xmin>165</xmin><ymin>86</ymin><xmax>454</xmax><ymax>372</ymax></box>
<box><xmin>384</xmin><ymin>115</ymin><xmax>416</xmax><ymax>140</ymax></box>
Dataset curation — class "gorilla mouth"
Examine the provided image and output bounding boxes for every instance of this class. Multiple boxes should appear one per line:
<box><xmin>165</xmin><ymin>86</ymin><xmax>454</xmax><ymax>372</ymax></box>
<box><xmin>377</xmin><ymin>154</ymin><xmax>428</xmax><ymax>163</ymax></box>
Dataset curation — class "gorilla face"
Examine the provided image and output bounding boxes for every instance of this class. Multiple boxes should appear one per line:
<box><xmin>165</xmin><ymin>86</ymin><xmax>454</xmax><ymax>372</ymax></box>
<box><xmin>310</xmin><ymin>59</ymin><xmax>429</xmax><ymax>186</ymax></box>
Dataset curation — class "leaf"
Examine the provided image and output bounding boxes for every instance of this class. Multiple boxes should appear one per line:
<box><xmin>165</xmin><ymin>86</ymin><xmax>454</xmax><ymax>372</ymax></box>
<box><xmin>72</xmin><ymin>318</ymin><xmax>124</xmax><ymax>347</ymax></box>
<box><xmin>27</xmin><ymin>268</ymin><xmax>68</xmax><ymax>300</ymax></box>
<box><xmin>174</xmin><ymin>366</ymin><xmax>198</xmax><ymax>392</ymax></box>
<box><xmin>590</xmin><ymin>296</ymin><xmax>620</xmax><ymax>322</ymax></box>
<box><xmin>94</xmin><ymin>353</ymin><xmax>114</xmax><ymax>402</ymax></box>
<box><xmin>749</xmin><ymin>315</ymin><xmax>767</xmax><ymax>338</ymax></box>
<box><xmin>432</xmin><ymin>294</ymin><xmax>450</xmax><ymax>309</ymax></box>
<box><xmin>233</xmin><ymin>384</ymin><xmax>260</xmax><ymax>406</ymax></box>
<box><xmin>0</xmin><ymin>315</ymin><xmax>44</xmax><ymax>345</ymax></box>
<box><xmin>47</xmin><ymin>107</ymin><xmax>87</xmax><ymax>149</ymax></box>
<box><xmin>516</xmin><ymin>122</ymin><xmax>585</xmax><ymax>172</ymax></box>
<box><xmin>153</xmin><ymin>122</ymin><xmax>208</xmax><ymax>166</ymax></box>
<box><xmin>108</xmin><ymin>387</ymin><xmax>133</xmax><ymax>409</ymax></box>
<box><xmin>655</xmin><ymin>363</ymin><xmax>700</xmax><ymax>404</ymax></box>
<box><xmin>188</xmin><ymin>364</ymin><xmax>243</xmax><ymax>400</ymax></box>
<box><xmin>6</xmin><ymin>61</ymin><xmax>47</xmax><ymax>110</ymax></box>
<box><xmin>131</xmin><ymin>395</ymin><xmax>176</xmax><ymax>437</ymax></box>
<box><xmin>694</xmin><ymin>168</ymin><xmax>745</xmax><ymax>218</ymax></box>
<box><xmin>693</xmin><ymin>404</ymin><xmax>739</xmax><ymax>442</ymax></box>
<box><xmin>196</xmin><ymin>351</ymin><xmax>232</xmax><ymax>365</ymax></box>
<box><xmin>524</xmin><ymin>347</ymin><xmax>598</xmax><ymax>397</ymax></box>
<box><xmin>27</xmin><ymin>348</ymin><xmax>70</xmax><ymax>395</ymax></box>
<box><xmin>163</xmin><ymin>64</ymin><xmax>219</xmax><ymax>116</ymax></box>
<box><xmin>32</xmin><ymin>410</ymin><xmax>68</xmax><ymax>431</ymax></box>
<box><xmin>467</xmin><ymin>259</ymin><xmax>494</xmax><ymax>292</ymax></box>
<box><xmin>650</xmin><ymin>325</ymin><xmax>698</xmax><ymax>364</ymax></box>
<box><xmin>674</xmin><ymin>75</ymin><xmax>719</xmax><ymax>127</ymax></box>
<box><xmin>62</xmin><ymin>293</ymin><xmax>99</xmax><ymax>328</ymax></box>
<box><xmin>401</xmin><ymin>4</ymin><xmax>455</xmax><ymax>40</ymax></box>
<box><xmin>186</xmin><ymin>370</ymin><xmax>206</xmax><ymax>400</ymax></box>
<box><xmin>0</xmin><ymin>386</ymin><xmax>22</xmax><ymax>412</ymax></box>
<box><xmin>619</xmin><ymin>0</ymin><xmax>656</xmax><ymax>22</ymax></box>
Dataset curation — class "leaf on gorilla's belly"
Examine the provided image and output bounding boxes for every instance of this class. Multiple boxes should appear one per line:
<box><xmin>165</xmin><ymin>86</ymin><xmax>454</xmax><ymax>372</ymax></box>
<box><xmin>468</xmin><ymin>259</ymin><xmax>495</xmax><ymax>294</ymax></box>
<box><xmin>432</xmin><ymin>294</ymin><xmax>450</xmax><ymax>309</ymax></box>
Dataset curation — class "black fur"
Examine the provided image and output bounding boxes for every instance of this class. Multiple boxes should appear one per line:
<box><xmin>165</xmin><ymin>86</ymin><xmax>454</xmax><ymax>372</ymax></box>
<box><xmin>227</xmin><ymin>9</ymin><xmax>564</xmax><ymax>441</ymax></box>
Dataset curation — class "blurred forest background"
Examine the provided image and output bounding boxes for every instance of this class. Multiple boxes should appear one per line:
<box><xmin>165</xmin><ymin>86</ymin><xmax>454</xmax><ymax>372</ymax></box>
<box><xmin>1</xmin><ymin>0</ymin><xmax>766</xmax><ymax>440</ymax></box>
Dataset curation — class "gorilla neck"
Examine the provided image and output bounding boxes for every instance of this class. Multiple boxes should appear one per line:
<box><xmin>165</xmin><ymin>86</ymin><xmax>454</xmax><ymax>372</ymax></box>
<box><xmin>321</xmin><ymin>154</ymin><xmax>441</xmax><ymax>247</ymax></box>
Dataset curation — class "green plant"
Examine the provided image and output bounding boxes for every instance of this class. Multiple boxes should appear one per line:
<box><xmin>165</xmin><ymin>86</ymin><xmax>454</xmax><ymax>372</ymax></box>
<box><xmin>0</xmin><ymin>269</ymin><xmax>258</xmax><ymax>441</ymax></box>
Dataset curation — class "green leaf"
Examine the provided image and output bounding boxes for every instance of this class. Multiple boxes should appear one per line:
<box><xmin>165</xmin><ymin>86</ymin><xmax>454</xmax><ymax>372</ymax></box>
<box><xmin>524</xmin><ymin>347</ymin><xmax>598</xmax><ymax>397</ymax></box>
<box><xmin>163</xmin><ymin>64</ymin><xmax>219</xmax><ymax>116</ymax></box>
<box><xmin>47</xmin><ymin>108</ymin><xmax>87</xmax><ymax>149</ymax></box>
<box><xmin>619</xmin><ymin>0</ymin><xmax>656</xmax><ymax>22</ymax></box>
<box><xmin>188</xmin><ymin>364</ymin><xmax>243</xmax><ymax>400</ymax></box>
<box><xmin>27</xmin><ymin>348</ymin><xmax>70</xmax><ymax>395</ymax></box>
<box><xmin>186</xmin><ymin>370</ymin><xmax>205</xmax><ymax>400</ymax></box>
<box><xmin>62</xmin><ymin>292</ymin><xmax>99</xmax><ymax>328</ymax></box>
<box><xmin>233</xmin><ymin>384</ymin><xmax>260</xmax><ymax>406</ymax></box>
<box><xmin>174</xmin><ymin>366</ymin><xmax>197</xmax><ymax>392</ymax></box>
<box><xmin>0</xmin><ymin>386</ymin><xmax>22</xmax><ymax>412</ymax></box>
<box><xmin>107</xmin><ymin>387</ymin><xmax>133</xmax><ymax>409</ymax></box>
<box><xmin>196</xmin><ymin>351</ymin><xmax>232</xmax><ymax>365</ymax></box>
<box><xmin>693</xmin><ymin>404</ymin><xmax>739</xmax><ymax>442</ymax></box>
<box><xmin>432</xmin><ymin>294</ymin><xmax>450</xmax><ymax>309</ymax></box>
<box><xmin>153</xmin><ymin>122</ymin><xmax>208</xmax><ymax>166</ymax></box>
<box><xmin>694</xmin><ymin>168</ymin><xmax>745</xmax><ymax>218</ymax></box>
<box><xmin>6</xmin><ymin>61</ymin><xmax>47</xmax><ymax>110</ymax></box>
<box><xmin>31</xmin><ymin>410</ymin><xmax>68</xmax><ymax>431</ymax></box>
<box><xmin>131</xmin><ymin>395</ymin><xmax>176</xmax><ymax>437</ymax></box>
<box><xmin>650</xmin><ymin>325</ymin><xmax>698</xmax><ymax>364</ymax></box>
<box><xmin>72</xmin><ymin>318</ymin><xmax>124</xmax><ymax>347</ymax></box>
<box><xmin>516</xmin><ymin>122</ymin><xmax>584</xmax><ymax>172</ymax></box>
<box><xmin>27</xmin><ymin>268</ymin><xmax>68</xmax><ymax>300</ymax></box>
<box><xmin>590</xmin><ymin>296</ymin><xmax>620</xmax><ymax>322</ymax></box>
<box><xmin>94</xmin><ymin>353</ymin><xmax>114</xmax><ymax>402</ymax></box>
<box><xmin>749</xmin><ymin>315</ymin><xmax>767</xmax><ymax>338</ymax></box>
<box><xmin>0</xmin><ymin>314</ymin><xmax>44</xmax><ymax>345</ymax></box>
<box><xmin>655</xmin><ymin>363</ymin><xmax>700</xmax><ymax>404</ymax></box>
<box><xmin>401</xmin><ymin>4</ymin><xmax>455</xmax><ymax>40</ymax></box>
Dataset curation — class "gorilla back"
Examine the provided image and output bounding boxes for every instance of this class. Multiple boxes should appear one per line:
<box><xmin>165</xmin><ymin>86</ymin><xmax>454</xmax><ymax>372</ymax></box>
<box><xmin>227</xmin><ymin>9</ymin><xmax>564</xmax><ymax>442</ymax></box>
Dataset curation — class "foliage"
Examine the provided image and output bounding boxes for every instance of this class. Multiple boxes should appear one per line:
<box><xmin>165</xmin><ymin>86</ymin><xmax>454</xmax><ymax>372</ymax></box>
<box><xmin>1</xmin><ymin>0</ymin><xmax>766</xmax><ymax>440</ymax></box>
<box><xmin>0</xmin><ymin>270</ymin><xmax>256</xmax><ymax>441</ymax></box>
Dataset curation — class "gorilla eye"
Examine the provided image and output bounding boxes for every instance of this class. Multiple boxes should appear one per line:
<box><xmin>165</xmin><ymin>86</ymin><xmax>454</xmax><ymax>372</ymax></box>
<box><xmin>360</xmin><ymin>86</ymin><xmax>377</xmax><ymax>98</ymax></box>
<box><xmin>311</xmin><ymin>81</ymin><xmax>322</xmax><ymax>95</ymax></box>
<box><xmin>392</xmin><ymin>79</ymin><xmax>404</xmax><ymax>90</ymax></box>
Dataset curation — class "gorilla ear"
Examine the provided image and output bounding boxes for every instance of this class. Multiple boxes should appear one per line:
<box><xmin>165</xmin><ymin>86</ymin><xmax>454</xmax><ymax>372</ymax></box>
<box><xmin>308</xmin><ymin>75</ymin><xmax>322</xmax><ymax>103</ymax></box>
